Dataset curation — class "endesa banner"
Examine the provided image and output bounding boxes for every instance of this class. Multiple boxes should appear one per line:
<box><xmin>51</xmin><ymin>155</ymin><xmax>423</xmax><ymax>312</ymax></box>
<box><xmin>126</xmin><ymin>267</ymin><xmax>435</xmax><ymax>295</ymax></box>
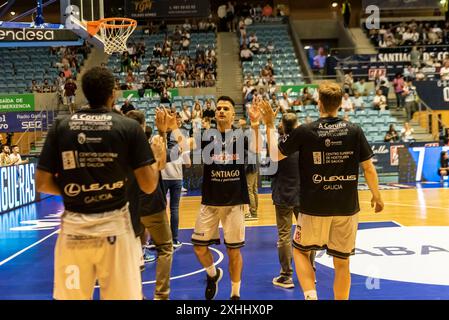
<box><xmin>127</xmin><ymin>0</ymin><xmax>210</xmax><ymax>19</ymax></box>
<box><xmin>0</xmin><ymin>112</ymin><xmax>54</xmax><ymax>133</ymax></box>
<box><xmin>0</xmin><ymin>162</ymin><xmax>37</xmax><ymax>214</ymax></box>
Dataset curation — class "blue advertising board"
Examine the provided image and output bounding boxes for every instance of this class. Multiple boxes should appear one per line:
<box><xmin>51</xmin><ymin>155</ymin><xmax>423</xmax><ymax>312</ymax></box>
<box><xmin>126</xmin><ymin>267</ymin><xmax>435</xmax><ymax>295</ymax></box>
<box><xmin>0</xmin><ymin>112</ymin><xmax>54</xmax><ymax>133</ymax></box>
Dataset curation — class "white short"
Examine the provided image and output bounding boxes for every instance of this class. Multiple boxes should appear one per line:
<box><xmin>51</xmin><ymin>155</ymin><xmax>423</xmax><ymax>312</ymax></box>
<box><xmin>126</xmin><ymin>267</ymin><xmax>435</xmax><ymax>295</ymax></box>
<box><xmin>53</xmin><ymin>206</ymin><xmax>143</xmax><ymax>300</ymax></box>
<box><xmin>293</xmin><ymin>213</ymin><xmax>359</xmax><ymax>259</ymax></box>
<box><xmin>191</xmin><ymin>205</ymin><xmax>245</xmax><ymax>248</ymax></box>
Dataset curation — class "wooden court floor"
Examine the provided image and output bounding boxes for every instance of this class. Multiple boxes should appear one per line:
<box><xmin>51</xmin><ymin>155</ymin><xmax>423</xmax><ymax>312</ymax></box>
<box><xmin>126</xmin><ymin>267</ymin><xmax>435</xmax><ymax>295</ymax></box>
<box><xmin>177</xmin><ymin>188</ymin><xmax>449</xmax><ymax>229</ymax></box>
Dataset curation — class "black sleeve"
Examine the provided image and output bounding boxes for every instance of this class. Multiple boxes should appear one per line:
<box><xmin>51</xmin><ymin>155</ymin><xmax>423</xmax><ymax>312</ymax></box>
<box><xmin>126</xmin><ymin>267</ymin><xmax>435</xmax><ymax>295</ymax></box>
<box><xmin>129</xmin><ymin>122</ymin><xmax>155</xmax><ymax>169</ymax></box>
<box><xmin>359</xmin><ymin>127</ymin><xmax>374</xmax><ymax>163</ymax></box>
<box><xmin>37</xmin><ymin>119</ymin><xmax>59</xmax><ymax>174</ymax></box>
<box><xmin>278</xmin><ymin>126</ymin><xmax>302</xmax><ymax>156</ymax></box>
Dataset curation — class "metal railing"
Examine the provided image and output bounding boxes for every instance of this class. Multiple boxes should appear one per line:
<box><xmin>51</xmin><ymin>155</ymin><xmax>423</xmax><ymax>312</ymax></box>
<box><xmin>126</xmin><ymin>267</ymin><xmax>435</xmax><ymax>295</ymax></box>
<box><xmin>415</xmin><ymin>95</ymin><xmax>445</xmax><ymax>140</ymax></box>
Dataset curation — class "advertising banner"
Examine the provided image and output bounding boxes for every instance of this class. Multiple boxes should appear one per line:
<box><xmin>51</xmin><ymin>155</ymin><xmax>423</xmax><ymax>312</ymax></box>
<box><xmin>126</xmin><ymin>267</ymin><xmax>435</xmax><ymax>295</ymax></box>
<box><xmin>127</xmin><ymin>0</ymin><xmax>210</xmax><ymax>19</ymax></box>
<box><xmin>0</xmin><ymin>112</ymin><xmax>54</xmax><ymax>133</ymax></box>
<box><xmin>0</xmin><ymin>94</ymin><xmax>35</xmax><ymax>112</ymax></box>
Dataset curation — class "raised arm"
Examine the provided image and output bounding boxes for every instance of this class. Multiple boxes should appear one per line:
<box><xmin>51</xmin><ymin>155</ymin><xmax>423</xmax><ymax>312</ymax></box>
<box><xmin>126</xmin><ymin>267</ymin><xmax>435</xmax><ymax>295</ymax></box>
<box><xmin>259</xmin><ymin>100</ymin><xmax>286</xmax><ymax>162</ymax></box>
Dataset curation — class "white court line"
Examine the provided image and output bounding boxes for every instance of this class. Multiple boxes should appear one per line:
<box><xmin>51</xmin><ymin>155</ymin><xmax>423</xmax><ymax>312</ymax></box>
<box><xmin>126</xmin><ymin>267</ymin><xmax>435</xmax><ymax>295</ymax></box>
<box><xmin>0</xmin><ymin>229</ymin><xmax>60</xmax><ymax>267</ymax></box>
<box><xmin>360</xmin><ymin>201</ymin><xmax>449</xmax><ymax>211</ymax></box>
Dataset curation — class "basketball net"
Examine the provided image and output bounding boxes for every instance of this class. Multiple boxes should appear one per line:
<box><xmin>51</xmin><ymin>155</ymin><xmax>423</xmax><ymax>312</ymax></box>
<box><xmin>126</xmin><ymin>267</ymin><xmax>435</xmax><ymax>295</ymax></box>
<box><xmin>87</xmin><ymin>18</ymin><xmax>137</xmax><ymax>55</ymax></box>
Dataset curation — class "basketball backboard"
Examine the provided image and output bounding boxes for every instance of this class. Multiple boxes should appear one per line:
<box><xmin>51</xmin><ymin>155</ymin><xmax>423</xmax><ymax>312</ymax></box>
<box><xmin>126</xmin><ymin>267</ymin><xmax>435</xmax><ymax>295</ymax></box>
<box><xmin>61</xmin><ymin>0</ymin><xmax>105</xmax><ymax>50</ymax></box>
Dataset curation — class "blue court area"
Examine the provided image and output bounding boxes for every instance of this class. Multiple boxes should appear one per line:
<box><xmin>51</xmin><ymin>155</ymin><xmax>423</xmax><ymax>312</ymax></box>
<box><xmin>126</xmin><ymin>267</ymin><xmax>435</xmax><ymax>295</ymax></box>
<box><xmin>1</xmin><ymin>196</ymin><xmax>449</xmax><ymax>300</ymax></box>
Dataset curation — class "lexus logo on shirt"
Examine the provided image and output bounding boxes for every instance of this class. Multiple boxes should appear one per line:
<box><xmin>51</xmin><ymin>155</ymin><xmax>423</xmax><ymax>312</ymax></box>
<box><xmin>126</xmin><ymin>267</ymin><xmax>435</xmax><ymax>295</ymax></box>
<box><xmin>312</xmin><ymin>174</ymin><xmax>357</xmax><ymax>184</ymax></box>
<box><xmin>64</xmin><ymin>183</ymin><xmax>82</xmax><ymax>197</ymax></box>
<box><xmin>63</xmin><ymin>181</ymin><xmax>125</xmax><ymax>197</ymax></box>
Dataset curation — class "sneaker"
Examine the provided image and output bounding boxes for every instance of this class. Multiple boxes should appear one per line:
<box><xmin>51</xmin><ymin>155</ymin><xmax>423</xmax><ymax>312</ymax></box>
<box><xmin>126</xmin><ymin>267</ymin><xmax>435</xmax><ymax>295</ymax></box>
<box><xmin>230</xmin><ymin>295</ymin><xmax>240</xmax><ymax>300</ymax></box>
<box><xmin>272</xmin><ymin>275</ymin><xmax>295</xmax><ymax>289</ymax></box>
<box><xmin>143</xmin><ymin>249</ymin><xmax>156</xmax><ymax>263</ymax></box>
<box><xmin>181</xmin><ymin>187</ymin><xmax>188</xmax><ymax>193</ymax></box>
<box><xmin>144</xmin><ymin>241</ymin><xmax>156</xmax><ymax>250</ymax></box>
<box><xmin>245</xmin><ymin>213</ymin><xmax>258</xmax><ymax>221</ymax></box>
<box><xmin>205</xmin><ymin>267</ymin><xmax>223</xmax><ymax>300</ymax></box>
<box><xmin>173</xmin><ymin>240</ymin><xmax>183</xmax><ymax>249</ymax></box>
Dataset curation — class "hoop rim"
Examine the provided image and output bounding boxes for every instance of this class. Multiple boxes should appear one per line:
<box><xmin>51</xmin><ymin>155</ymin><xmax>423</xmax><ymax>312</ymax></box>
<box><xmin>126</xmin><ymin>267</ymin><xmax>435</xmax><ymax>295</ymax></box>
<box><xmin>86</xmin><ymin>17</ymin><xmax>137</xmax><ymax>36</ymax></box>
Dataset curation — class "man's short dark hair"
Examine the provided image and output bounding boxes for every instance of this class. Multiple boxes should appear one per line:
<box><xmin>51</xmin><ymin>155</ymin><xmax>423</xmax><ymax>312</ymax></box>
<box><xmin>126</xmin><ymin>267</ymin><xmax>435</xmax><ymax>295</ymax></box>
<box><xmin>282</xmin><ymin>113</ymin><xmax>298</xmax><ymax>134</ymax></box>
<box><xmin>82</xmin><ymin>67</ymin><xmax>115</xmax><ymax>108</ymax></box>
<box><xmin>125</xmin><ymin>110</ymin><xmax>146</xmax><ymax>126</ymax></box>
<box><xmin>217</xmin><ymin>96</ymin><xmax>235</xmax><ymax>107</ymax></box>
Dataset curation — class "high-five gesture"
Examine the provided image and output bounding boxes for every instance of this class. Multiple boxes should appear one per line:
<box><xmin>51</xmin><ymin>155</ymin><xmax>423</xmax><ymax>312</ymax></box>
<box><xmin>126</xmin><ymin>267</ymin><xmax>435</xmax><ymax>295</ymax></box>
<box><xmin>248</xmin><ymin>96</ymin><xmax>262</xmax><ymax>126</ymax></box>
<box><xmin>258</xmin><ymin>99</ymin><xmax>278</xmax><ymax>127</ymax></box>
<box><xmin>155</xmin><ymin>106</ymin><xmax>177</xmax><ymax>133</ymax></box>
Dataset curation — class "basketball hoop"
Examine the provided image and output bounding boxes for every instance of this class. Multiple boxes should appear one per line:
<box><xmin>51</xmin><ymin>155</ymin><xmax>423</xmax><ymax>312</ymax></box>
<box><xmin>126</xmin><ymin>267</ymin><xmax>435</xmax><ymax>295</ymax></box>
<box><xmin>87</xmin><ymin>17</ymin><xmax>137</xmax><ymax>55</ymax></box>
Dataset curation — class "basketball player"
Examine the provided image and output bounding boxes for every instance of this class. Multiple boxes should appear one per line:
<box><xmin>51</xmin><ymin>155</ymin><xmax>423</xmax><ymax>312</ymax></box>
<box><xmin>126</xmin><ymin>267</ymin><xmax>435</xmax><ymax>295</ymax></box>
<box><xmin>260</xmin><ymin>81</ymin><xmax>384</xmax><ymax>300</ymax></box>
<box><xmin>271</xmin><ymin>113</ymin><xmax>315</xmax><ymax>289</ymax></box>
<box><xmin>189</xmin><ymin>96</ymin><xmax>261</xmax><ymax>300</ymax></box>
<box><xmin>36</xmin><ymin>67</ymin><xmax>165</xmax><ymax>300</ymax></box>
<box><xmin>125</xmin><ymin>109</ymin><xmax>173</xmax><ymax>300</ymax></box>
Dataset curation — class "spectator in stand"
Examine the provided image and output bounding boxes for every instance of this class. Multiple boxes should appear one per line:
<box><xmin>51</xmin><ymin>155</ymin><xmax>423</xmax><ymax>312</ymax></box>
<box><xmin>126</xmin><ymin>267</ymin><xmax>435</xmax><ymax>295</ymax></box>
<box><xmin>249</xmin><ymin>38</ymin><xmax>260</xmax><ymax>54</ymax></box>
<box><xmin>240</xmin><ymin>44</ymin><xmax>254</xmax><ymax>62</ymax></box>
<box><xmin>121</xmin><ymin>52</ymin><xmax>132</xmax><ymax>73</ymax></box>
<box><xmin>203</xmin><ymin>100</ymin><xmax>215</xmax><ymax>121</ymax></box>
<box><xmin>438</xmin><ymin>151</ymin><xmax>449</xmax><ymax>182</ymax></box>
<box><xmin>238</xmin><ymin>18</ymin><xmax>247</xmax><ymax>41</ymax></box>
<box><xmin>393</xmin><ymin>73</ymin><xmax>405</xmax><ymax>110</ymax></box>
<box><xmin>352</xmin><ymin>92</ymin><xmax>365</xmax><ymax>111</ymax></box>
<box><xmin>410</xmin><ymin>46</ymin><xmax>421</xmax><ymax>68</ymax></box>
<box><xmin>279</xmin><ymin>92</ymin><xmax>293</xmax><ymax>113</ymax></box>
<box><xmin>63</xmin><ymin>65</ymin><xmax>72</xmax><ymax>79</ymax></box>
<box><xmin>248</xmin><ymin>32</ymin><xmax>258</xmax><ymax>44</ymax></box>
<box><xmin>262</xmin><ymin>3</ymin><xmax>273</xmax><ymax>17</ymax></box>
<box><xmin>30</xmin><ymin>80</ymin><xmax>41</xmax><ymax>93</ymax></box>
<box><xmin>352</xmin><ymin>78</ymin><xmax>367</xmax><ymax>96</ymax></box>
<box><xmin>341</xmin><ymin>93</ymin><xmax>354</xmax><ymax>112</ymax></box>
<box><xmin>384</xmin><ymin>124</ymin><xmax>399</xmax><ymax>143</ymax></box>
<box><xmin>403</xmin><ymin>65</ymin><xmax>416</xmax><ymax>81</ymax></box>
<box><xmin>121</xmin><ymin>100</ymin><xmax>135</xmax><ymax>115</ymax></box>
<box><xmin>373</xmin><ymin>89</ymin><xmax>388</xmax><ymax>111</ymax></box>
<box><xmin>313</xmin><ymin>47</ymin><xmax>327</xmax><ymax>73</ymax></box>
<box><xmin>301</xmin><ymin>87</ymin><xmax>315</xmax><ymax>105</ymax></box>
<box><xmin>181</xmin><ymin>36</ymin><xmax>190</xmax><ymax>51</ymax></box>
<box><xmin>440</xmin><ymin>60</ymin><xmax>449</xmax><ymax>80</ymax></box>
<box><xmin>0</xmin><ymin>145</ymin><xmax>11</xmax><ymax>167</ymax></box>
<box><xmin>9</xmin><ymin>145</ymin><xmax>28</xmax><ymax>165</ymax></box>
<box><xmin>401</xmin><ymin>122</ymin><xmax>415</xmax><ymax>143</ymax></box>
<box><xmin>191</xmin><ymin>102</ymin><xmax>203</xmax><ymax>132</ymax></box>
<box><xmin>130</xmin><ymin>56</ymin><xmax>141</xmax><ymax>72</ymax></box>
<box><xmin>180</xmin><ymin>105</ymin><xmax>192</xmax><ymax>125</ymax></box>
<box><xmin>41</xmin><ymin>79</ymin><xmax>54</xmax><ymax>93</ymax></box>
<box><xmin>64</xmin><ymin>77</ymin><xmax>77</xmax><ymax>114</ymax></box>
<box><xmin>403</xmin><ymin>80</ymin><xmax>417</xmax><ymax>121</ymax></box>
<box><xmin>226</xmin><ymin>1</ymin><xmax>235</xmax><ymax>32</ymax></box>
<box><xmin>343</xmin><ymin>71</ymin><xmax>354</xmax><ymax>95</ymax></box>
<box><xmin>153</xmin><ymin>43</ymin><xmax>163</xmax><ymax>58</ymax></box>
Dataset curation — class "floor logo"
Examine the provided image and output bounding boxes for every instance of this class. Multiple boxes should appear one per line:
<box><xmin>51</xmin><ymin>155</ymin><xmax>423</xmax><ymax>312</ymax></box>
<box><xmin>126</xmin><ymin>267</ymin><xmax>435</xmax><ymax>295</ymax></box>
<box><xmin>315</xmin><ymin>226</ymin><xmax>449</xmax><ymax>286</ymax></box>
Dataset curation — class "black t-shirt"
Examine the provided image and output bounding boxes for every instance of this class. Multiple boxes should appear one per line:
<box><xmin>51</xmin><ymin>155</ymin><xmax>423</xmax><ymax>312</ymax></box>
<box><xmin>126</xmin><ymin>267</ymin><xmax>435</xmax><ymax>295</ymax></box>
<box><xmin>37</xmin><ymin>108</ymin><xmax>155</xmax><ymax>214</ymax></box>
<box><xmin>199</xmin><ymin>129</ymin><xmax>250</xmax><ymax>206</ymax></box>
<box><xmin>279</xmin><ymin>117</ymin><xmax>373</xmax><ymax>216</ymax></box>
<box><xmin>128</xmin><ymin>172</ymin><xmax>166</xmax><ymax>219</ymax></box>
<box><xmin>272</xmin><ymin>138</ymin><xmax>300</xmax><ymax>207</ymax></box>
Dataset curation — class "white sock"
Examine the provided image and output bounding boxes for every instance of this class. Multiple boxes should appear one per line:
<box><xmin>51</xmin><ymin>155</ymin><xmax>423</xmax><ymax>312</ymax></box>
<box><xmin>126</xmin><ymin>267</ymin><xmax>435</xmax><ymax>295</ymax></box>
<box><xmin>231</xmin><ymin>281</ymin><xmax>241</xmax><ymax>297</ymax></box>
<box><xmin>205</xmin><ymin>265</ymin><xmax>216</xmax><ymax>278</ymax></box>
<box><xmin>304</xmin><ymin>290</ymin><xmax>318</xmax><ymax>300</ymax></box>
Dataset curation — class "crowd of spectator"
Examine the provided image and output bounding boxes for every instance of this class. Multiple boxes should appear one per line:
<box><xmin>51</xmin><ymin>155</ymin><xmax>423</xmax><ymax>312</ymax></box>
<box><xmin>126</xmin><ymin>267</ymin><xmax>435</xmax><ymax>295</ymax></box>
<box><xmin>29</xmin><ymin>44</ymin><xmax>90</xmax><ymax>107</ymax></box>
<box><xmin>217</xmin><ymin>1</ymin><xmax>284</xmax><ymax>33</ymax></box>
<box><xmin>368</xmin><ymin>21</ymin><xmax>449</xmax><ymax>48</ymax></box>
<box><xmin>113</xmin><ymin>22</ymin><xmax>217</xmax><ymax>91</ymax></box>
